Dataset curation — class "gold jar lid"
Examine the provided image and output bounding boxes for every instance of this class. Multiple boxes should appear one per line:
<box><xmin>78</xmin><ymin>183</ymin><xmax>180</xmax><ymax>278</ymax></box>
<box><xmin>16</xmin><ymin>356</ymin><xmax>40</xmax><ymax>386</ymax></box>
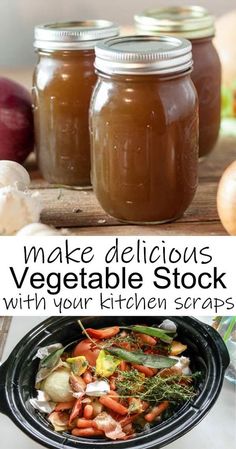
<box><xmin>134</xmin><ymin>6</ymin><xmax>215</xmax><ymax>39</ymax></box>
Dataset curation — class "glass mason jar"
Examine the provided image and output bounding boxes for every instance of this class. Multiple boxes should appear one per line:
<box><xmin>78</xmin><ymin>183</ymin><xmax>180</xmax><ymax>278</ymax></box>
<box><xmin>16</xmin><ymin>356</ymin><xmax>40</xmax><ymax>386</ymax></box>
<box><xmin>90</xmin><ymin>36</ymin><xmax>198</xmax><ymax>224</ymax></box>
<box><xmin>33</xmin><ymin>21</ymin><xmax>119</xmax><ymax>186</ymax></box>
<box><xmin>135</xmin><ymin>6</ymin><xmax>221</xmax><ymax>159</ymax></box>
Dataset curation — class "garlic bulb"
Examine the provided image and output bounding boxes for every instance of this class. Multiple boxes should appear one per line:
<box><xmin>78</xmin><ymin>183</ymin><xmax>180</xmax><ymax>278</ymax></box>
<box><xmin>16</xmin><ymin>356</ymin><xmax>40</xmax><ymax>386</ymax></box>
<box><xmin>16</xmin><ymin>223</ymin><xmax>62</xmax><ymax>236</ymax></box>
<box><xmin>0</xmin><ymin>160</ymin><xmax>30</xmax><ymax>190</ymax></box>
<box><xmin>0</xmin><ymin>187</ymin><xmax>42</xmax><ymax>235</ymax></box>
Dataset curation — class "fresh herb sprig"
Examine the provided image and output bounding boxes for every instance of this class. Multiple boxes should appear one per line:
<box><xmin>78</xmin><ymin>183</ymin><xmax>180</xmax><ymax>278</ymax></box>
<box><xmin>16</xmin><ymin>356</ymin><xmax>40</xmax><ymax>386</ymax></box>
<box><xmin>116</xmin><ymin>369</ymin><xmax>200</xmax><ymax>404</ymax></box>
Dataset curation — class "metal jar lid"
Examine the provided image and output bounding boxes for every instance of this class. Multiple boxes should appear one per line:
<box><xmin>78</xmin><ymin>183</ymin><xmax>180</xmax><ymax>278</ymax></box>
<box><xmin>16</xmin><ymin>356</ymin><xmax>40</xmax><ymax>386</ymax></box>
<box><xmin>134</xmin><ymin>6</ymin><xmax>215</xmax><ymax>39</ymax></box>
<box><xmin>34</xmin><ymin>20</ymin><xmax>119</xmax><ymax>51</ymax></box>
<box><xmin>95</xmin><ymin>35</ymin><xmax>192</xmax><ymax>75</ymax></box>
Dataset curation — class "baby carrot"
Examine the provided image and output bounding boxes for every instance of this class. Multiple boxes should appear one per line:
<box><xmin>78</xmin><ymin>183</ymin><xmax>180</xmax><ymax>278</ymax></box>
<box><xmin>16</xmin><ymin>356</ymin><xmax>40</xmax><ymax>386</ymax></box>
<box><xmin>76</xmin><ymin>418</ymin><xmax>97</xmax><ymax>428</ymax></box>
<box><xmin>120</xmin><ymin>361</ymin><xmax>128</xmax><ymax>371</ymax></box>
<box><xmin>108</xmin><ymin>390</ymin><xmax>120</xmax><ymax>401</ymax></box>
<box><xmin>83</xmin><ymin>404</ymin><xmax>94</xmax><ymax>419</ymax></box>
<box><xmin>99</xmin><ymin>395</ymin><xmax>129</xmax><ymax>415</ymax></box>
<box><xmin>132</xmin><ymin>364</ymin><xmax>155</xmax><ymax>377</ymax></box>
<box><xmin>145</xmin><ymin>401</ymin><xmax>169</xmax><ymax>422</ymax></box>
<box><xmin>72</xmin><ymin>428</ymin><xmax>104</xmax><ymax>437</ymax></box>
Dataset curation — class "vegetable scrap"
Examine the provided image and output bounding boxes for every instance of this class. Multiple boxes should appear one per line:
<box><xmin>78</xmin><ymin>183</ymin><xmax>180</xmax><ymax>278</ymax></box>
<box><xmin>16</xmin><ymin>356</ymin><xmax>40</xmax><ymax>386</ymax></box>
<box><xmin>32</xmin><ymin>320</ymin><xmax>201</xmax><ymax>441</ymax></box>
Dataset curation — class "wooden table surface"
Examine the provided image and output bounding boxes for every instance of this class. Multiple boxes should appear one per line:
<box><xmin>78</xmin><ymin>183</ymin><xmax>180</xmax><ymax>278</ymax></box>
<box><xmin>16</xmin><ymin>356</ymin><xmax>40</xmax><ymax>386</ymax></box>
<box><xmin>26</xmin><ymin>135</ymin><xmax>235</xmax><ymax>236</ymax></box>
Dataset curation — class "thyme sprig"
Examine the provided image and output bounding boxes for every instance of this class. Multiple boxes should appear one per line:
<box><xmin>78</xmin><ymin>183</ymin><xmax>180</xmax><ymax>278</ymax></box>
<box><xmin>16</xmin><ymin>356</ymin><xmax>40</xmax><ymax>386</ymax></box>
<box><xmin>116</xmin><ymin>369</ymin><xmax>200</xmax><ymax>404</ymax></box>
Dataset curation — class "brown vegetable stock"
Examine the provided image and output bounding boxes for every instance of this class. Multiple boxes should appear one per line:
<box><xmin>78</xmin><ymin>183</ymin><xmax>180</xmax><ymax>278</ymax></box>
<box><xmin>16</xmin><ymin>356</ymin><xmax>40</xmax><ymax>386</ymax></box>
<box><xmin>191</xmin><ymin>37</ymin><xmax>221</xmax><ymax>158</ymax></box>
<box><xmin>33</xmin><ymin>49</ymin><xmax>97</xmax><ymax>186</ymax></box>
<box><xmin>90</xmin><ymin>71</ymin><xmax>199</xmax><ymax>223</ymax></box>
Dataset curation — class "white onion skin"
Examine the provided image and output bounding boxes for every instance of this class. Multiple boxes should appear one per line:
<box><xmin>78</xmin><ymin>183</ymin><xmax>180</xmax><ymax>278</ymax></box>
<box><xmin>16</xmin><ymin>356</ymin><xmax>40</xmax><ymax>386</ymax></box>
<box><xmin>217</xmin><ymin>161</ymin><xmax>236</xmax><ymax>235</ymax></box>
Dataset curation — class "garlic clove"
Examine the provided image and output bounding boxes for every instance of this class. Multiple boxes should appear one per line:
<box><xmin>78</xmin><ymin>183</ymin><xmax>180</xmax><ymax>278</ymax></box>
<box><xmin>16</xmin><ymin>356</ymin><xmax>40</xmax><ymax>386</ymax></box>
<box><xmin>169</xmin><ymin>356</ymin><xmax>191</xmax><ymax>375</ymax></box>
<box><xmin>0</xmin><ymin>186</ymin><xmax>42</xmax><ymax>235</ymax></box>
<box><xmin>0</xmin><ymin>160</ymin><xmax>30</xmax><ymax>190</ymax></box>
<box><xmin>16</xmin><ymin>223</ymin><xmax>62</xmax><ymax>236</ymax></box>
<box><xmin>158</xmin><ymin>319</ymin><xmax>177</xmax><ymax>333</ymax></box>
<box><xmin>85</xmin><ymin>380</ymin><xmax>110</xmax><ymax>397</ymax></box>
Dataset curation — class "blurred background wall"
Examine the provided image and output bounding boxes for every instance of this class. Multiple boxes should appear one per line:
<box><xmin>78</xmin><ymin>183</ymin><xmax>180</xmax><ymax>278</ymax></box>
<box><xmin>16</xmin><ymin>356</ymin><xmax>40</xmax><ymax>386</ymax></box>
<box><xmin>0</xmin><ymin>0</ymin><xmax>235</xmax><ymax>68</ymax></box>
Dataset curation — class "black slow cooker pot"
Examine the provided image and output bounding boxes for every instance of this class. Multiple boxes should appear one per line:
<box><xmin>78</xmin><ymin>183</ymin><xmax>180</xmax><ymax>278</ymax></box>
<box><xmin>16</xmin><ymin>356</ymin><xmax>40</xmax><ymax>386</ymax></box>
<box><xmin>0</xmin><ymin>316</ymin><xmax>230</xmax><ymax>449</ymax></box>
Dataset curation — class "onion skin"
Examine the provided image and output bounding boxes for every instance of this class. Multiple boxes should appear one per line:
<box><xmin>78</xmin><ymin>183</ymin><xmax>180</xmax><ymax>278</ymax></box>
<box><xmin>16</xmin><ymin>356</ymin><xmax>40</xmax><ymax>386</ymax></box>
<box><xmin>0</xmin><ymin>77</ymin><xmax>34</xmax><ymax>163</ymax></box>
<box><xmin>217</xmin><ymin>161</ymin><xmax>236</xmax><ymax>235</ymax></box>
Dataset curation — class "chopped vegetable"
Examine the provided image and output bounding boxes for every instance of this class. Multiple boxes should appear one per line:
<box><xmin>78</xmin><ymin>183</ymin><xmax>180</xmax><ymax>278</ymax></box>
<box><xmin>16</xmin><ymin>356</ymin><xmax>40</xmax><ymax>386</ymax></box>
<box><xmin>96</xmin><ymin>349</ymin><xmax>121</xmax><ymax>377</ymax></box>
<box><xmin>145</xmin><ymin>401</ymin><xmax>169</xmax><ymax>422</ymax></box>
<box><xmin>43</xmin><ymin>368</ymin><xmax>74</xmax><ymax>402</ymax></box>
<box><xmin>72</xmin><ymin>428</ymin><xmax>104</xmax><ymax>437</ymax></box>
<box><xmin>99</xmin><ymin>396</ymin><xmax>129</xmax><ymax>415</ymax></box>
<box><xmin>66</xmin><ymin>356</ymin><xmax>88</xmax><ymax>376</ymax></box>
<box><xmin>170</xmin><ymin>341</ymin><xmax>187</xmax><ymax>356</ymax></box>
<box><xmin>85</xmin><ymin>326</ymin><xmax>120</xmax><ymax>339</ymax></box>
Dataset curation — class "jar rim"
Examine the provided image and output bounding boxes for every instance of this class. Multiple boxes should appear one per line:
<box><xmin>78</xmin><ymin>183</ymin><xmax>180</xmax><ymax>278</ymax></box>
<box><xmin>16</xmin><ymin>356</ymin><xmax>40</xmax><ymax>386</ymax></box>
<box><xmin>134</xmin><ymin>5</ymin><xmax>215</xmax><ymax>39</ymax></box>
<box><xmin>34</xmin><ymin>20</ymin><xmax>119</xmax><ymax>50</ymax></box>
<box><xmin>95</xmin><ymin>35</ymin><xmax>192</xmax><ymax>75</ymax></box>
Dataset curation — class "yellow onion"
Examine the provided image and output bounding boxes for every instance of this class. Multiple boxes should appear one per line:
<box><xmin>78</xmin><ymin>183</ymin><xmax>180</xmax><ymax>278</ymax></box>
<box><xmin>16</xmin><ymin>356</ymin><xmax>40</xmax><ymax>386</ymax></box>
<box><xmin>217</xmin><ymin>161</ymin><xmax>236</xmax><ymax>235</ymax></box>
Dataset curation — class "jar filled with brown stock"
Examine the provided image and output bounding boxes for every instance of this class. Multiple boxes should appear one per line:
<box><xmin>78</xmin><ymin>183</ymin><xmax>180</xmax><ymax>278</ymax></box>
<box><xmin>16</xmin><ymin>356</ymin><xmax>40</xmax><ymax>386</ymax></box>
<box><xmin>33</xmin><ymin>21</ymin><xmax>119</xmax><ymax>186</ymax></box>
<box><xmin>90</xmin><ymin>36</ymin><xmax>199</xmax><ymax>224</ymax></box>
<box><xmin>135</xmin><ymin>6</ymin><xmax>221</xmax><ymax>159</ymax></box>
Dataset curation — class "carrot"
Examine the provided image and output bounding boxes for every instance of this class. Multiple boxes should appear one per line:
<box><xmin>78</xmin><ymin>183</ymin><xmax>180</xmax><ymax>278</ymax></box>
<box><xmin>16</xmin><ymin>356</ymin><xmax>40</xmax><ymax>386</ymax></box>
<box><xmin>137</xmin><ymin>333</ymin><xmax>157</xmax><ymax>346</ymax></box>
<box><xmin>108</xmin><ymin>390</ymin><xmax>120</xmax><ymax>401</ymax></box>
<box><xmin>76</xmin><ymin>418</ymin><xmax>97</xmax><ymax>428</ymax></box>
<box><xmin>83</xmin><ymin>371</ymin><xmax>93</xmax><ymax>384</ymax></box>
<box><xmin>145</xmin><ymin>401</ymin><xmax>169</xmax><ymax>422</ymax></box>
<box><xmin>83</xmin><ymin>404</ymin><xmax>94</xmax><ymax>419</ymax></box>
<box><xmin>69</xmin><ymin>398</ymin><xmax>82</xmax><ymax>425</ymax></box>
<box><xmin>72</xmin><ymin>428</ymin><xmax>104</xmax><ymax>437</ymax></box>
<box><xmin>109</xmin><ymin>376</ymin><xmax>116</xmax><ymax>390</ymax></box>
<box><xmin>99</xmin><ymin>395</ymin><xmax>129</xmax><ymax>415</ymax></box>
<box><xmin>133</xmin><ymin>364</ymin><xmax>155</xmax><ymax>377</ymax></box>
<box><xmin>85</xmin><ymin>326</ymin><xmax>120</xmax><ymax>339</ymax></box>
<box><xmin>120</xmin><ymin>361</ymin><xmax>128</xmax><ymax>371</ymax></box>
<box><xmin>54</xmin><ymin>400</ymin><xmax>75</xmax><ymax>411</ymax></box>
